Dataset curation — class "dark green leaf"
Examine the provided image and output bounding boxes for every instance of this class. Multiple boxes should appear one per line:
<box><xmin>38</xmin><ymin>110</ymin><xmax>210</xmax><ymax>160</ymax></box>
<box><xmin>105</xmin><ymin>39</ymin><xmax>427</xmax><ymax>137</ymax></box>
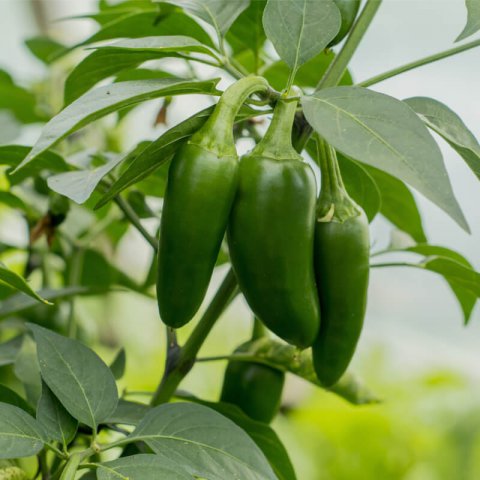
<box><xmin>0</xmin><ymin>336</ymin><xmax>23</xmax><ymax>367</ymax></box>
<box><xmin>97</xmin><ymin>454</ymin><xmax>193</xmax><ymax>480</ymax></box>
<box><xmin>456</xmin><ymin>0</ymin><xmax>480</xmax><ymax>41</ymax></box>
<box><xmin>109</xmin><ymin>349</ymin><xmax>126</xmax><ymax>380</ymax></box>
<box><xmin>177</xmin><ymin>394</ymin><xmax>296</xmax><ymax>480</ymax></box>
<box><xmin>25</xmin><ymin>37</ymin><xmax>66</xmax><ymax>64</ymax></box>
<box><xmin>405</xmin><ymin>97</ymin><xmax>480</xmax><ymax>180</ymax></box>
<box><xmin>128</xmin><ymin>402</ymin><xmax>277</xmax><ymax>479</ymax></box>
<box><xmin>364</xmin><ymin>165</ymin><xmax>427</xmax><ymax>243</ymax></box>
<box><xmin>29</xmin><ymin>324</ymin><xmax>118</xmax><ymax>429</ymax></box>
<box><xmin>0</xmin><ymin>192</ymin><xmax>27</xmax><ymax>212</ymax></box>
<box><xmin>0</xmin><ymin>386</ymin><xmax>34</xmax><ymax>416</ymax></box>
<box><xmin>104</xmin><ymin>399</ymin><xmax>150</xmax><ymax>425</ymax></box>
<box><xmin>263</xmin><ymin>0</ymin><xmax>341</xmax><ymax>75</ymax></box>
<box><xmin>0</xmin><ymin>263</ymin><xmax>51</xmax><ymax>305</ymax></box>
<box><xmin>15</xmin><ymin>77</ymin><xmax>220</xmax><ymax>172</ymax></box>
<box><xmin>0</xmin><ymin>403</ymin><xmax>44</xmax><ymax>459</ymax></box>
<box><xmin>303</xmin><ymin>86</ymin><xmax>469</xmax><ymax>232</ymax></box>
<box><xmin>36</xmin><ymin>382</ymin><xmax>78</xmax><ymax>446</ymax></box>
<box><xmin>114</xmin><ymin>68</ymin><xmax>174</xmax><ymax>83</ymax></box>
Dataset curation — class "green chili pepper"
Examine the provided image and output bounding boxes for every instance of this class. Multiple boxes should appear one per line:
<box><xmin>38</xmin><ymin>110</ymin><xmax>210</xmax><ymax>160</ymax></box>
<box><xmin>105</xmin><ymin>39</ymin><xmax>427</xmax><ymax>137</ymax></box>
<box><xmin>220</xmin><ymin>320</ymin><xmax>284</xmax><ymax>423</ymax></box>
<box><xmin>228</xmin><ymin>92</ymin><xmax>320</xmax><ymax>348</ymax></box>
<box><xmin>329</xmin><ymin>0</ymin><xmax>361</xmax><ymax>47</ymax></box>
<box><xmin>157</xmin><ymin>76</ymin><xmax>269</xmax><ymax>328</ymax></box>
<box><xmin>312</xmin><ymin>138</ymin><xmax>370</xmax><ymax>387</ymax></box>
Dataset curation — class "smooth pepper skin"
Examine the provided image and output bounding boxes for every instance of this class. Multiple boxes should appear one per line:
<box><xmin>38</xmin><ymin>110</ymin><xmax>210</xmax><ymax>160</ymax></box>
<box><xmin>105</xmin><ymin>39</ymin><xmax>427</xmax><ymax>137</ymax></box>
<box><xmin>329</xmin><ymin>0</ymin><xmax>361</xmax><ymax>47</ymax></box>
<box><xmin>157</xmin><ymin>143</ymin><xmax>237</xmax><ymax>328</ymax></box>
<box><xmin>228</xmin><ymin>97</ymin><xmax>320</xmax><ymax>348</ymax></box>
<box><xmin>312</xmin><ymin>140</ymin><xmax>370</xmax><ymax>386</ymax></box>
<box><xmin>220</xmin><ymin>356</ymin><xmax>285</xmax><ymax>423</ymax></box>
<box><xmin>156</xmin><ymin>76</ymin><xmax>269</xmax><ymax>328</ymax></box>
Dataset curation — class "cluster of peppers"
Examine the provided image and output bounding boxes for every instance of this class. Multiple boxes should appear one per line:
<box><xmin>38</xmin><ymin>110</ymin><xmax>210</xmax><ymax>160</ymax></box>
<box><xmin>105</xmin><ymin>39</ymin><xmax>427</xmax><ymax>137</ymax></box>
<box><xmin>156</xmin><ymin>0</ymin><xmax>366</xmax><ymax>425</ymax></box>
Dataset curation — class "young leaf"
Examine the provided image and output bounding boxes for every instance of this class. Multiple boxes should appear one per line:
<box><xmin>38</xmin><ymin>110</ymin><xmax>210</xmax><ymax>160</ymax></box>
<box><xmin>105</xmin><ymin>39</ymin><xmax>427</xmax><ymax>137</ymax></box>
<box><xmin>456</xmin><ymin>0</ymin><xmax>480</xmax><ymax>41</ymax></box>
<box><xmin>109</xmin><ymin>349</ymin><xmax>126</xmax><ymax>380</ymax></box>
<box><xmin>0</xmin><ymin>403</ymin><xmax>44</xmax><ymax>459</ymax></box>
<box><xmin>364</xmin><ymin>165</ymin><xmax>427</xmax><ymax>243</ymax></box>
<box><xmin>25</xmin><ymin>37</ymin><xmax>66</xmax><ymax>64</ymax></box>
<box><xmin>405</xmin><ymin>97</ymin><xmax>480</xmax><ymax>180</ymax></box>
<box><xmin>36</xmin><ymin>382</ymin><xmax>78</xmax><ymax>446</ymax></box>
<box><xmin>96</xmin><ymin>454</ymin><xmax>193</xmax><ymax>480</ymax></box>
<box><xmin>263</xmin><ymin>0</ymin><xmax>341</xmax><ymax>77</ymax></box>
<box><xmin>128</xmin><ymin>402</ymin><xmax>277</xmax><ymax>480</ymax></box>
<box><xmin>15</xmin><ymin>77</ymin><xmax>220</xmax><ymax>171</ymax></box>
<box><xmin>176</xmin><ymin>394</ymin><xmax>296</xmax><ymax>480</ymax></box>
<box><xmin>169</xmin><ymin>0</ymin><xmax>250</xmax><ymax>36</ymax></box>
<box><xmin>303</xmin><ymin>86</ymin><xmax>469</xmax><ymax>232</ymax></box>
<box><xmin>0</xmin><ymin>263</ymin><xmax>52</xmax><ymax>305</ymax></box>
<box><xmin>29</xmin><ymin>324</ymin><xmax>118</xmax><ymax>429</ymax></box>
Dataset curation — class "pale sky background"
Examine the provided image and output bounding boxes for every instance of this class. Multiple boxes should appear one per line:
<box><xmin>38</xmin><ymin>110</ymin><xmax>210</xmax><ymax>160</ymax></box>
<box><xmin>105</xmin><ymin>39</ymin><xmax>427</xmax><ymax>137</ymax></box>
<box><xmin>1</xmin><ymin>0</ymin><xmax>479</xmax><ymax>381</ymax></box>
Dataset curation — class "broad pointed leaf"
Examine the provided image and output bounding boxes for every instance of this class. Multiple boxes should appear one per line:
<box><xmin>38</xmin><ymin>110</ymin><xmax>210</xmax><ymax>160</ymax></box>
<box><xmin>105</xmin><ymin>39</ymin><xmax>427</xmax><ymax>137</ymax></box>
<box><xmin>29</xmin><ymin>324</ymin><xmax>118</xmax><ymax>429</ymax></box>
<box><xmin>456</xmin><ymin>0</ymin><xmax>480</xmax><ymax>41</ymax></box>
<box><xmin>303</xmin><ymin>86</ymin><xmax>469</xmax><ymax>232</ymax></box>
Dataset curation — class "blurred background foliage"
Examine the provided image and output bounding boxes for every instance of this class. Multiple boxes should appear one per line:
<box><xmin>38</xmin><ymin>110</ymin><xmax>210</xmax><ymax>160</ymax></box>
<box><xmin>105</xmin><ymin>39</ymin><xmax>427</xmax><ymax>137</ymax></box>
<box><xmin>0</xmin><ymin>1</ymin><xmax>480</xmax><ymax>479</ymax></box>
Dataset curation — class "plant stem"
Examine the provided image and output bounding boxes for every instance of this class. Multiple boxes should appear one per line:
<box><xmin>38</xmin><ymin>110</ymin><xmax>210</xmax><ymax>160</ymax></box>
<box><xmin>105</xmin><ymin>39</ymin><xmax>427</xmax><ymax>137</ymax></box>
<box><xmin>114</xmin><ymin>195</ymin><xmax>157</xmax><ymax>251</ymax></box>
<box><xmin>151</xmin><ymin>268</ymin><xmax>239</xmax><ymax>406</ymax></box>
<box><xmin>358</xmin><ymin>38</ymin><xmax>480</xmax><ymax>87</ymax></box>
<box><xmin>370</xmin><ymin>262</ymin><xmax>422</xmax><ymax>269</ymax></box>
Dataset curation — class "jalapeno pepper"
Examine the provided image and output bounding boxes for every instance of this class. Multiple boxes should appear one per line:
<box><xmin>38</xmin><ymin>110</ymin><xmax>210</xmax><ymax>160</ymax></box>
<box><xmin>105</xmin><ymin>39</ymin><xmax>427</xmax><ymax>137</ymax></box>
<box><xmin>312</xmin><ymin>138</ymin><xmax>370</xmax><ymax>386</ymax></box>
<box><xmin>157</xmin><ymin>76</ymin><xmax>269</xmax><ymax>328</ymax></box>
<box><xmin>228</xmin><ymin>92</ymin><xmax>320</xmax><ymax>348</ymax></box>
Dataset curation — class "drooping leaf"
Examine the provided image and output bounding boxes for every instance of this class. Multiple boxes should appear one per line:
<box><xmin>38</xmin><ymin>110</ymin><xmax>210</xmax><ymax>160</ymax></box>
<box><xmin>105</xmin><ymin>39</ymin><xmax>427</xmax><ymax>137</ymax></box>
<box><xmin>456</xmin><ymin>0</ymin><xmax>480</xmax><ymax>41</ymax></box>
<box><xmin>0</xmin><ymin>386</ymin><xmax>34</xmax><ymax>416</ymax></box>
<box><xmin>96</xmin><ymin>454</ymin><xmax>194</xmax><ymax>480</ymax></box>
<box><xmin>303</xmin><ymin>86</ymin><xmax>469</xmax><ymax>232</ymax></box>
<box><xmin>405</xmin><ymin>97</ymin><xmax>480</xmax><ymax>180</ymax></box>
<box><xmin>0</xmin><ymin>263</ymin><xmax>51</xmax><ymax>306</ymax></box>
<box><xmin>128</xmin><ymin>402</ymin><xmax>277</xmax><ymax>480</ymax></box>
<box><xmin>25</xmin><ymin>37</ymin><xmax>66</xmax><ymax>64</ymax></box>
<box><xmin>263</xmin><ymin>0</ymin><xmax>341</xmax><ymax>76</ymax></box>
<box><xmin>0</xmin><ymin>403</ymin><xmax>44</xmax><ymax>460</ymax></box>
<box><xmin>13</xmin><ymin>336</ymin><xmax>42</xmax><ymax>407</ymax></box>
<box><xmin>15</xmin><ymin>77</ymin><xmax>220</xmax><ymax>171</ymax></box>
<box><xmin>29</xmin><ymin>324</ymin><xmax>118</xmax><ymax>429</ymax></box>
<box><xmin>167</xmin><ymin>0</ymin><xmax>250</xmax><ymax>36</ymax></box>
<box><xmin>363</xmin><ymin>164</ymin><xmax>427</xmax><ymax>243</ymax></box>
<box><xmin>36</xmin><ymin>382</ymin><xmax>78</xmax><ymax>446</ymax></box>
<box><xmin>109</xmin><ymin>349</ymin><xmax>126</xmax><ymax>380</ymax></box>
<box><xmin>176</xmin><ymin>393</ymin><xmax>296</xmax><ymax>480</ymax></box>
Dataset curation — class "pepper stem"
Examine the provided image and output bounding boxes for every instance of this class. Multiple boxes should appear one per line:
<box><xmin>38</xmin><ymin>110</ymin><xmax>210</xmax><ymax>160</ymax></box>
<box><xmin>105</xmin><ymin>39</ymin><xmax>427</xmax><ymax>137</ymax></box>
<box><xmin>191</xmin><ymin>76</ymin><xmax>270</xmax><ymax>157</ymax></box>
<box><xmin>316</xmin><ymin>136</ymin><xmax>361</xmax><ymax>222</ymax></box>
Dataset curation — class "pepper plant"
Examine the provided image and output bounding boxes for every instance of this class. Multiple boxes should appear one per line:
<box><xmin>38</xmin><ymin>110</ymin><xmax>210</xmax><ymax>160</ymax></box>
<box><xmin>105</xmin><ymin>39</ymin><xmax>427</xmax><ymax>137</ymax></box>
<box><xmin>0</xmin><ymin>0</ymin><xmax>480</xmax><ymax>478</ymax></box>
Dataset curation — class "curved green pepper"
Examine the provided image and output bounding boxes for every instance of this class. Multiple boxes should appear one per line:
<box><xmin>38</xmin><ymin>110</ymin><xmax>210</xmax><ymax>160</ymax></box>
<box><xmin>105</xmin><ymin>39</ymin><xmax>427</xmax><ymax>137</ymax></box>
<box><xmin>329</xmin><ymin>0</ymin><xmax>361</xmax><ymax>47</ymax></box>
<box><xmin>220</xmin><ymin>344</ymin><xmax>285</xmax><ymax>423</ymax></box>
<box><xmin>228</xmin><ymin>94</ymin><xmax>320</xmax><ymax>348</ymax></box>
<box><xmin>312</xmin><ymin>138</ymin><xmax>370</xmax><ymax>386</ymax></box>
<box><xmin>157</xmin><ymin>76</ymin><xmax>269</xmax><ymax>328</ymax></box>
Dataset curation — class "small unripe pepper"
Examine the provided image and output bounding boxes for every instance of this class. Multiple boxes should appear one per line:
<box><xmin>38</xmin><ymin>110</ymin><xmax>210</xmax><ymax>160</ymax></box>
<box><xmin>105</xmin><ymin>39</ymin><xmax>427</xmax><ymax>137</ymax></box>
<box><xmin>157</xmin><ymin>76</ymin><xmax>269</xmax><ymax>328</ymax></box>
<box><xmin>228</xmin><ymin>91</ymin><xmax>320</xmax><ymax>348</ymax></box>
<box><xmin>312</xmin><ymin>137</ymin><xmax>370</xmax><ymax>386</ymax></box>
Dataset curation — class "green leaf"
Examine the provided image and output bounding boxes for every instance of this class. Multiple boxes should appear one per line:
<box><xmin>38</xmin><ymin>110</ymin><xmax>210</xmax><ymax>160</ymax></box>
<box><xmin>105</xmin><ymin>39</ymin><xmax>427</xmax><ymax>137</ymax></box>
<box><xmin>262</xmin><ymin>50</ymin><xmax>352</xmax><ymax>91</ymax></box>
<box><xmin>177</xmin><ymin>394</ymin><xmax>296</xmax><ymax>480</ymax></box>
<box><xmin>364</xmin><ymin>165</ymin><xmax>427</xmax><ymax>243</ymax></box>
<box><xmin>263</xmin><ymin>0</ymin><xmax>341</xmax><ymax>76</ymax></box>
<box><xmin>13</xmin><ymin>336</ymin><xmax>42</xmax><ymax>407</ymax></box>
<box><xmin>47</xmin><ymin>154</ymin><xmax>123</xmax><ymax>204</ymax></box>
<box><xmin>15</xmin><ymin>77</ymin><xmax>220</xmax><ymax>172</ymax></box>
<box><xmin>0</xmin><ymin>192</ymin><xmax>27</xmax><ymax>212</ymax></box>
<box><xmin>405</xmin><ymin>97</ymin><xmax>480</xmax><ymax>181</ymax></box>
<box><xmin>0</xmin><ymin>286</ymin><xmax>108</xmax><ymax>321</ymax></box>
<box><xmin>232</xmin><ymin>338</ymin><xmax>379</xmax><ymax>405</ymax></box>
<box><xmin>109</xmin><ymin>349</ymin><xmax>126</xmax><ymax>380</ymax></box>
<box><xmin>456</xmin><ymin>0</ymin><xmax>480</xmax><ymax>41</ymax></box>
<box><xmin>25</xmin><ymin>37</ymin><xmax>66</xmax><ymax>64</ymax></box>
<box><xmin>0</xmin><ymin>403</ymin><xmax>44</xmax><ymax>460</ymax></box>
<box><xmin>0</xmin><ymin>263</ymin><xmax>51</xmax><ymax>305</ymax></box>
<box><xmin>169</xmin><ymin>0</ymin><xmax>250</xmax><ymax>36</ymax></box>
<box><xmin>0</xmin><ymin>386</ymin><xmax>34</xmax><ymax>416</ymax></box>
<box><xmin>29</xmin><ymin>324</ymin><xmax>118</xmax><ymax>429</ymax></box>
<box><xmin>104</xmin><ymin>399</ymin><xmax>150</xmax><ymax>425</ymax></box>
<box><xmin>303</xmin><ymin>86</ymin><xmax>469</xmax><ymax>232</ymax></box>
<box><xmin>0</xmin><ymin>336</ymin><xmax>23</xmax><ymax>367</ymax></box>
<box><xmin>0</xmin><ymin>145</ymin><xmax>70</xmax><ymax>186</ymax></box>
<box><xmin>65</xmin><ymin>36</ymin><xmax>216</xmax><ymax>104</ymax></box>
<box><xmin>128</xmin><ymin>403</ymin><xmax>277</xmax><ymax>479</ymax></box>
<box><xmin>96</xmin><ymin>454</ymin><xmax>194</xmax><ymax>480</ymax></box>
<box><xmin>36</xmin><ymin>382</ymin><xmax>78</xmax><ymax>446</ymax></box>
